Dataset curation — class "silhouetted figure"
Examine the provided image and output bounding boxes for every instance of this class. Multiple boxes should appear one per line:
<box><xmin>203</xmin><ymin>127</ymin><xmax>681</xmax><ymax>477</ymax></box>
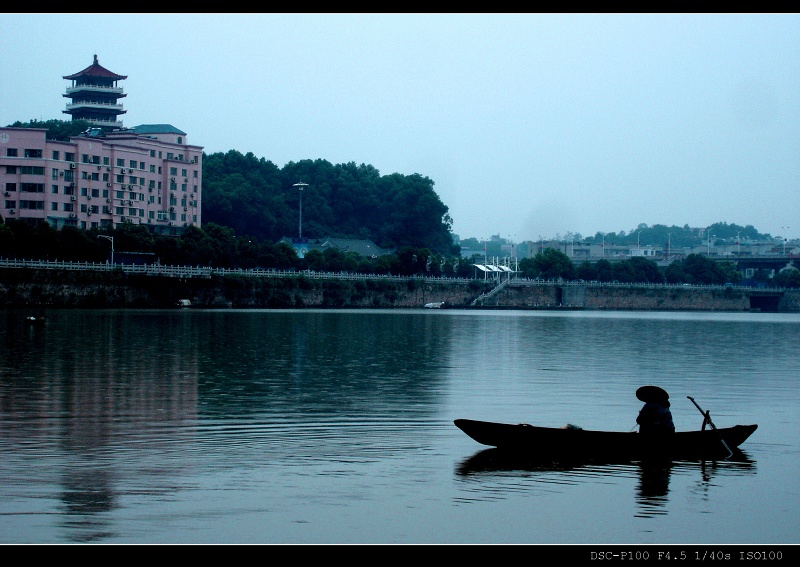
<box><xmin>636</xmin><ymin>385</ymin><xmax>675</xmax><ymax>435</ymax></box>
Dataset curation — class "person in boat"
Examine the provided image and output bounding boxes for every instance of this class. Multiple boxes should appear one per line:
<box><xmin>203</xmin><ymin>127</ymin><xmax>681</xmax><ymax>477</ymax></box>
<box><xmin>636</xmin><ymin>385</ymin><xmax>675</xmax><ymax>435</ymax></box>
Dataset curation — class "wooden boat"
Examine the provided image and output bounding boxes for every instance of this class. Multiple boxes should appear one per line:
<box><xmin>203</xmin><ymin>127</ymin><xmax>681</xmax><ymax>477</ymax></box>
<box><xmin>25</xmin><ymin>315</ymin><xmax>46</xmax><ymax>326</ymax></box>
<box><xmin>454</xmin><ymin>418</ymin><xmax>758</xmax><ymax>461</ymax></box>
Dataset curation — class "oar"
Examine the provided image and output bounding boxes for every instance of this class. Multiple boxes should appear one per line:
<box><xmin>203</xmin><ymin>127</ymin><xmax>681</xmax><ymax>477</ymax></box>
<box><xmin>687</xmin><ymin>396</ymin><xmax>733</xmax><ymax>458</ymax></box>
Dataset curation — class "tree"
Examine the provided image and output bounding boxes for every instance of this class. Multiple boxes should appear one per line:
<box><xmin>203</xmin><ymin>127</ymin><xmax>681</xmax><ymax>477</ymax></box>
<box><xmin>682</xmin><ymin>254</ymin><xmax>727</xmax><ymax>284</ymax></box>
<box><xmin>775</xmin><ymin>268</ymin><xmax>800</xmax><ymax>288</ymax></box>
<box><xmin>664</xmin><ymin>262</ymin><xmax>687</xmax><ymax>284</ymax></box>
<box><xmin>530</xmin><ymin>248</ymin><xmax>575</xmax><ymax>280</ymax></box>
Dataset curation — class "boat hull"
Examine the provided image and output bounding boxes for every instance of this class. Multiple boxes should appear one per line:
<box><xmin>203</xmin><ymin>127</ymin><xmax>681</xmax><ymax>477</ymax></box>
<box><xmin>454</xmin><ymin>419</ymin><xmax>757</xmax><ymax>461</ymax></box>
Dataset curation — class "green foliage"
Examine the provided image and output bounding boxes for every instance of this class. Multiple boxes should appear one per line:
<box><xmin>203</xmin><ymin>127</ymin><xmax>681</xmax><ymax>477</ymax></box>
<box><xmin>7</xmin><ymin>118</ymin><xmax>95</xmax><ymax>141</ymax></box>
<box><xmin>201</xmin><ymin>151</ymin><xmax>454</xmax><ymax>255</ymax></box>
<box><xmin>774</xmin><ymin>268</ymin><xmax>800</xmax><ymax>288</ymax></box>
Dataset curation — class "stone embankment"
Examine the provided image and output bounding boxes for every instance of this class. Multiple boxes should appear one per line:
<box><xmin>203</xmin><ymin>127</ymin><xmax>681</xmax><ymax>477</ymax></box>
<box><xmin>1</xmin><ymin>268</ymin><xmax>798</xmax><ymax>312</ymax></box>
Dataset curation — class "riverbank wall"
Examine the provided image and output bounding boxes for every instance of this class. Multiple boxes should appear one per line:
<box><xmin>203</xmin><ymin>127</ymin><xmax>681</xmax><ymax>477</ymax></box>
<box><xmin>1</xmin><ymin>268</ymin><xmax>797</xmax><ymax>312</ymax></box>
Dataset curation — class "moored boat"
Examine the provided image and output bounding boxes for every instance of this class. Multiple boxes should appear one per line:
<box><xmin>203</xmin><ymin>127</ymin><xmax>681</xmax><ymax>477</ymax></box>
<box><xmin>453</xmin><ymin>418</ymin><xmax>757</xmax><ymax>462</ymax></box>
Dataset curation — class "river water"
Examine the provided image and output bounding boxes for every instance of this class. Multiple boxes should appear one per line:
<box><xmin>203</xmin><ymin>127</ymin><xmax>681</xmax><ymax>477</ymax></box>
<box><xmin>1</xmin><ymin>308</ymin><xmax>798</xmax><ymax>545</ymax></box>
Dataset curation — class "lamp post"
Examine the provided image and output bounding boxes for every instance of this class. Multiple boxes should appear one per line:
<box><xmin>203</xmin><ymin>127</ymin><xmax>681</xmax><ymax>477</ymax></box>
<box><xmin>782</xmin><ymin>226</ymin><xmax>789</xmax><ymax>255</ymax></box>
<box><xmin>707</xmin><ymin>233</ymin><xmax>715</xmax><ymax>256</ymax></box>
<box><xmin>293</xmin><ymin>182</ymin><xmax>308</xmax><ymax>239</ymax></box>
<box><xmin>667</xmin><ymin>233</ymin><xmax>671</xmax><ymax>260</ymax></box>
<box><xmin>601</xmin><ymin>233</ymin><xmax>605</xmax><ymax>257</ymax></box>
<box><xmin>97</xmin><ymin>235</ymin><xmax>114</xmax><ymax>265</ymax></box>
<box><xmin>737</xmin><ymin>232</ymin><xmax>741</xmax><ymax>256</ymax></box>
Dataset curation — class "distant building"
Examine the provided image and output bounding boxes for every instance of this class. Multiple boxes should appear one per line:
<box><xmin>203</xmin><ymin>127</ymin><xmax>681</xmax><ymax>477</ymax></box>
<box><xmin>0</xmin><ymin>55</ymin><xmax>202</xmax><ymax>235</ymax></box>
<box><xmin>278</xmin><ymin>236</ymin><xmax>394</xmax><ymax>259</ymax></box>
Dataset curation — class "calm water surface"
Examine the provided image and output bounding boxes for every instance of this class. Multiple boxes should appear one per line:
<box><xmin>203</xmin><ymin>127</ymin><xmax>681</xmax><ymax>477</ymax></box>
<box><xmin>1</xmin><ymin>308</ymin><xmax>798</xmax><ymax>544</ymax></box>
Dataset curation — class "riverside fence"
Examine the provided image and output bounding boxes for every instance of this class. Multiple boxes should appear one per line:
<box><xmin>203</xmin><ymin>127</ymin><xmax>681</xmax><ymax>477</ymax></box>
<box><xmin>0</xmin><ymin>258</ymin><xmax>786</xmax><ymax>293</ymax></box>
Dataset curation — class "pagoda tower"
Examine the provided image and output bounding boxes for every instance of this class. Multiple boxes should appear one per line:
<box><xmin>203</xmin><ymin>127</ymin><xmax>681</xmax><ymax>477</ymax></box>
<box><xmin>62</xmin><ymin>54</ymin><xmax>127</xmax><ymax>128</ymax></box>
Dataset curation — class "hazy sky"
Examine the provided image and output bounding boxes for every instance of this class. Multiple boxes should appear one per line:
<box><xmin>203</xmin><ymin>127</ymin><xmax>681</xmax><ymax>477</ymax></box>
<box><xmin>2</xmin><ymin>13</ymin><xmax>798</xmax><ymax>241</ymax></box>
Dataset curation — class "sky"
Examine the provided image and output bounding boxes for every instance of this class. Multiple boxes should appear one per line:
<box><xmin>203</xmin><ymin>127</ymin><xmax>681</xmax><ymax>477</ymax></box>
<box><xmin>1</xmin><ymin>13</ymin><xmax>798</xmax><ymax>242</ymax></box>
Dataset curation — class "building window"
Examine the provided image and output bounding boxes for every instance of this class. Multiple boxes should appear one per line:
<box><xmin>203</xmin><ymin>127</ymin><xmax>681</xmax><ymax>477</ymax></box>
<box><xmin>91</xmin><ymin>189</ymin><xmax>100</xmax><ymax>198</ymax></box>
<box><xmin>116</xmin><ymin>158</ymin><xmax>124</xmax><ymax>167</ymax></box>
<box><xmin>64</xmin><ymin>203</ymin><xmax>74</xmax><ymax>212</ymax></box>
<box><xmin>91</xmin><ymin>173</ymin><xmax>99</xmax><ymax>181</ymax></box>
<box><xmin>21</xmin><ymin>183</ymin><xmax>44</xmax><ymax>193</ymax></box>
<box><xmin>52</xmin><ymin>169</ymin><xmax>59</xmax><ymax>180</ymax></box>
<box><xmin>102</xmin><ymin>189</ymin><xmax>109</xmax><ymax>198</ymax></box>
<box><xmin>103</xmin><ymin>157</ymin><xmax>109</xmax><ymax>166</ymax></box>
<box><xmin>116</xmin><ymin>174</ymin><xmax>124</xmax><ymax>183</ymax></box>
<box><xmin>5</xmin><ymin>166</ymin><xmax>17</xmax><ymax>174</ymax></box>
<box><xmin>150</xmin><ymin>150</ymin><xmax>156</xmax><ymax>157</ymax></box>
<box><xmin>115</xmin><ymin>206</ymin><xmax>124</xmax><ymax>215</ymax></box>
<box><xmin>51</xmin><ymin>202</ymin><xmax>58</xmax><ymax>211</ymax></box>
<box><xmin>5</xmin><ymin>183</ymin><xmax>16</xmax><ymax>192</ymax></box>
<box><xmin>82</xmin><ymin>154</ymin><xmax>90</xmax><ymax>163</ymax></box>
<box><xmin>51</xmin><ymin>185</ymin><xmax>59</xmax><ymax>193</ymax></box>
<box><xmin>21</xmin><ymin>166</ymin><xmax>45</xmax><ymax>175</ymax></box>
<box><xmin>65</xmin><ymin>152</ymin><xmax>75</xmax><ymax>162</ymax></box>
<box><xmin>115</xmin><ymin>191</ymin><xmax>124</xmax><ymax>199</ymax></box>
<box><xmin>6</xmin><ymin>148</ymin><xmax>18</xmax><ymax>157</ymax></box>
<box><xmin>181</xmin><ymin>169</ymin><xmax>187</xmax><ymax>177</ymax></box>
<box><xmin>19</xmin><ymin>200</ymin><xmax>45</xmax><ymax>210</ymax></box>
<box><xmin>24</xmin><ymin>149</ymin><xmax>43</xmax><ymax>158</ymax></box>
<box><xmin>150</xmin><ymin>164</ymin><xmax>156</xmax><ymax>173</ymax></box>
<box><xmin>81</xmin><ymin>187</ymin><xmax>88</xmax><ymax>196</ymax></box>
<box><xmin>129</xmin><ymin>160</ymin><xmax>137</xmax><ymax>168</ymax></box>
<box><xmin>65</xmin><ymin>186</ymin><xmax>75</xmax><ymax>196</ymax></box>
<box><xmin>63</xmin><ymin>171</ymin><xmax>73</xmax><ymax>182</ymax></box>
<box><xmin>177</xmin><ymin>136</ymin><xmax>182</xmax><ymax>144</ymax></box>
<box><xmin>102</xmin><ymin>173</ymin><xmax>109</xmax><ymax>181</ymax></box>
<box><xmin>4</xmin><ymin>200</ymin><xmax>16</xmax><ymax>209</ymax></box>
<box><xmin>52</xmin><ymin>150</ymin><xmax>60</xmax><ymax>160</ymax></box>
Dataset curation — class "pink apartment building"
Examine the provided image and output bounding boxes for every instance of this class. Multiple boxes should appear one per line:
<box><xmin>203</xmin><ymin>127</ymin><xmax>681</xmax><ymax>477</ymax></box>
<box><xmin>0</xmin><ymin>55</ymin><xmax>202</xmax><ymax>235</ymax></box>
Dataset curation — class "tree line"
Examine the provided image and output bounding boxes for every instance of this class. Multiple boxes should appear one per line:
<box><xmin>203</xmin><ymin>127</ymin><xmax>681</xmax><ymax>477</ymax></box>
<box><xmin>2</xmin><ymin>119</ymin><xmax>797</xmax><ymax>286</ymax></box>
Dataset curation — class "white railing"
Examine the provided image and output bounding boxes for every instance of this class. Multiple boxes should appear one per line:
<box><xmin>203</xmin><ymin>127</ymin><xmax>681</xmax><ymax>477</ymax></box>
<box><xmin>0</xmin><ymin>258</ymin><xmax>786</xmax><ymax>291</ymax></box>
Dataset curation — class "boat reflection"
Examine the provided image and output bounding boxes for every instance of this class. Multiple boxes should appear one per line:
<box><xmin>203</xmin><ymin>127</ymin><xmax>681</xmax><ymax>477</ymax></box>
<box><xmin>455</xmin><ymin>447</ymin><xmax>756</xmax><ymax>516</ymax></box>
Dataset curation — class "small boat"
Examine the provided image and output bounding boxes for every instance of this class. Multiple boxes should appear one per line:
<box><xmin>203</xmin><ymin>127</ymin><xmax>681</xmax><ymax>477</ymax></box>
<box><xmin>176</xmin><ymin>299</ymin><xmax>192</xmax><ymax>308</ymax></box>
<box><xmin>453</xmin><ymin>418</ymin><xmax>758</xmax><ymax>462</ymax></box>
<box><xmin>26</xmin><ymin>314</ymin><xmax>46</xmax><ymax>326</ymax></box>
<box><xmin>424</xmin><ymin>301</ymin><xmax>445</xmax><ymax>309</ymax></box>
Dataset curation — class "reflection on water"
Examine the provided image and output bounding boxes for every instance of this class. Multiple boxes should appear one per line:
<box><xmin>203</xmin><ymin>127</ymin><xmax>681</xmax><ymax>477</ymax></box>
<box><xmin>0</xmin><ymin>309</ymin><xmax>797</xmax><ymax>544</ymax></box>
<box><xmin>455</xmin><ymin>447</ymin><xmax>757</xmax><ymax>518</ymax></box>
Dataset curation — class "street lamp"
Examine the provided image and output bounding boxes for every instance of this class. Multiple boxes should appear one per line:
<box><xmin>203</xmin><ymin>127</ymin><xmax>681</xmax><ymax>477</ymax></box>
<box><xmin>97</xmin><ymin>234</ymin><xmax>114</xmax><ymax>265</ymax></box>
<box><xmin>737</xmin><ymin>232</ymin><xmax>741</xmax><ymax>256</ymax></box>
<box><xmin>782</xmin><ymin>226</ymin><xmax>789</xmax><ymax>255</ymax></box>
<box><xmin>601</xmin><ymin>233</ymin><xmax>605</xmax><ymax>257</ymax></box>
<box><xmin>667</xmin><ymin>233</ymin><xmax>671</xmax><ymax>260</ymax></box>
<box><xmin>293</xmin><ymin>182</ymin><xmax>308</xmax><ymax>239</ymax></box>
<box><xmin>707</xmin><ymin>234</ymin><xmax>715</xmax><ymax>256</ymax></box>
